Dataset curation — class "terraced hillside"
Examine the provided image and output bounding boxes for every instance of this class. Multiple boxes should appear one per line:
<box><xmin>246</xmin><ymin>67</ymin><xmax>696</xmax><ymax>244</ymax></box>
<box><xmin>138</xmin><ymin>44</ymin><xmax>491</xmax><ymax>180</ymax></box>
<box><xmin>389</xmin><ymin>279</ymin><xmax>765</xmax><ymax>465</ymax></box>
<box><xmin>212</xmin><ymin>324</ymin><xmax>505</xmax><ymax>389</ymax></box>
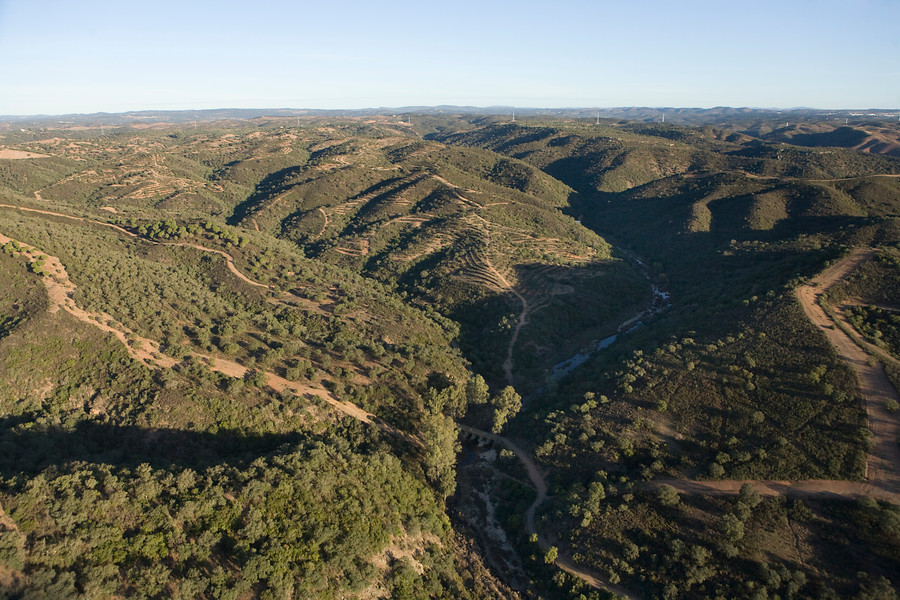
<box><xmin>1</xmin><ymin>122</ymin><xmax>649</xmax><ymax>392</ymax></box>
<box><xmin>226</xmin><ymin>133</ymin><xmax>649</xmax><ymax>389</ymax></box>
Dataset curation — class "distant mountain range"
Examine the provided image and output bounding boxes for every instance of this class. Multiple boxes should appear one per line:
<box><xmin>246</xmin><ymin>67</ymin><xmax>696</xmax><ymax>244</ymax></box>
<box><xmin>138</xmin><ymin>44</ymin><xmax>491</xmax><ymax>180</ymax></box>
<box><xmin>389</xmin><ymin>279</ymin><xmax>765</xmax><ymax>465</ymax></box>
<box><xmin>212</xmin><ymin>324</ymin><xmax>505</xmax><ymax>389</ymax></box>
<box><xmin>2</xmin><ymin>105</ymin><xmax>898</xmax><ymax>127</ymax></box>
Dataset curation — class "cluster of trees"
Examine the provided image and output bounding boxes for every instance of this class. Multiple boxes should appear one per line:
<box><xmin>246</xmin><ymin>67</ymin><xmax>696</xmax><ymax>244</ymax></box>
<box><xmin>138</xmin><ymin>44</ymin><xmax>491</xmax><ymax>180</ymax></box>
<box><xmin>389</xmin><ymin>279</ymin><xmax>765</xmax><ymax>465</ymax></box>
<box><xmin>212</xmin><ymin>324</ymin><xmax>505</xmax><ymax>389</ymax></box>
<box><xmin>131</xmin><ymin>218</ymin><xmax>247</xmax><ymax>247</ymax></box>
<box><xmin>550</xmin><ymin>485</ymin><xmax>900</xmax><ymax>600</ymax></box>
<box><xmin>0</xmin><ymin>431</ymin><xmax>482</xmax><ymax>599</ymax></box>
<box><xmin>848</xmin><ymin>305</ymin><xmax>900</xmax><ymax>359</ymax></box>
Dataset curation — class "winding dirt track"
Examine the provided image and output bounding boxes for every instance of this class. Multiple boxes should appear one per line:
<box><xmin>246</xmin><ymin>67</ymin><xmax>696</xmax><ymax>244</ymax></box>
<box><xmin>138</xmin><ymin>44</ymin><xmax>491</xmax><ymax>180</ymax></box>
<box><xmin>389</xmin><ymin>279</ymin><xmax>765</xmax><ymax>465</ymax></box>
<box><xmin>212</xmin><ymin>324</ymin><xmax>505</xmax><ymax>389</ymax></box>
<box><xmin>0</xmin><ymin>231</ymin><xmax>177</xmax><ymax>369</ymax></box>
<box><xmin>484</xmin><ymin>254</ymin><xmax>530</xmax><ymax>387</ymax></box>
<box><xmin>0</xmin><ymin>206</ymin><xmax>389</xmax><ymax>432</ymax></box>
<box><xmin>458</xmin><ymin>249</ymin><xmax>900</xmax><ymax>598</ymax></box>
<box><xmin>795</xmin><ymin>249</ymin><xmax>900</xmax><ymax>495</ymax></box>
<box><xmin>460</xmin><ymin>425</ymin><xmax>636</xmax><ymax>599</ymax></box>
<box><xmin>170</xmin><ymin>242</ymin><xmax>271</xmax><ymax>289</ymax></box>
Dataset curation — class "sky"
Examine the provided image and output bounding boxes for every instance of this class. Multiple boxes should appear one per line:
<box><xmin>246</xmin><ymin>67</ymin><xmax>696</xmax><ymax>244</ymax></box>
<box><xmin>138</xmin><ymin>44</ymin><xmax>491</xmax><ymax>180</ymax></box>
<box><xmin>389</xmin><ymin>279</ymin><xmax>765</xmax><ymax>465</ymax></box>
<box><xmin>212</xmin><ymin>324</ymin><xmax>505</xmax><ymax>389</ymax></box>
<box><xmin>0</xmin><ymin>0</ymin><xmax>898</xmax><ymax>115</ymax></box>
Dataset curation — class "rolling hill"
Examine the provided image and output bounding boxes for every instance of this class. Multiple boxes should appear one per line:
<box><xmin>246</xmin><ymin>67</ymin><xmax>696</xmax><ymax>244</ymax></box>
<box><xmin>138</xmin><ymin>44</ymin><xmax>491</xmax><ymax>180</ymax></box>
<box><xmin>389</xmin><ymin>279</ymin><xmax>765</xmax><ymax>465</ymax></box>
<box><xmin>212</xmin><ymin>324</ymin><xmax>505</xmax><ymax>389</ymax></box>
<box><xmin>1</xmin><ymin>111</ymin><xmax>899</xmax><ymax>599</ymax></box>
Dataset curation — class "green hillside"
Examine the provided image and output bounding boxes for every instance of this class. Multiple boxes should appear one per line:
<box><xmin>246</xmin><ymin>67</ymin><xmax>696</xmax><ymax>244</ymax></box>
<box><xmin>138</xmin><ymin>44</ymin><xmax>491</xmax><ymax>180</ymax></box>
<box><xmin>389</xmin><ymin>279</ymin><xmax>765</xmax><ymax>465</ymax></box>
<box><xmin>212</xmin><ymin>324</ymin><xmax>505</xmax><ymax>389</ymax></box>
<box><xmin>1</xmin><ymin>113</ymin><xmax>899</xmax><ymax>599</ymax></box>
<box><xmin>433</xmin><ymin>118</ymin><xmax>900</xmax><ymax>599</ymax></box>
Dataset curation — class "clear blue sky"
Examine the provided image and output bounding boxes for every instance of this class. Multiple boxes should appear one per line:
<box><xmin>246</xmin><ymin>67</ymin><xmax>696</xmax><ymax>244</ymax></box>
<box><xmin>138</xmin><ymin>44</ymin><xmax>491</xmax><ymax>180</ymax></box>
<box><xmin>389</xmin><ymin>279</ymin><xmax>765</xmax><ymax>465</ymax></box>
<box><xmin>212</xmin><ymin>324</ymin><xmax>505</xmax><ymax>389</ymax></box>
<box><xmin>1</xmin><ymin>0</ymin><xmax>897</xmax><ymax>115</ymax></box>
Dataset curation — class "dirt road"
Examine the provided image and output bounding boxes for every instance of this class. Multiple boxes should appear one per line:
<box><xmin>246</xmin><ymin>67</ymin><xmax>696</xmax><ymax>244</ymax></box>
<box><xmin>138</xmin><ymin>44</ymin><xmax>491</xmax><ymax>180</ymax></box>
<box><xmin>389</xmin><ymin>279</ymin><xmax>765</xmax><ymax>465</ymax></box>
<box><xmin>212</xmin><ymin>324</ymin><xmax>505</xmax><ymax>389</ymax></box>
<box><xmin>0</xmin><ymin>228</ymin><xmax>389</xmax><ymax>434</ymax></box>
<box><xmin>460</xmin><ymin>425</ymin><xmax>637</xmax><ymax>599</ymax></box>
<box><xmin>482</xmin><ymin>254</ymin><xmax>530</xmax><ymax>387</ymax></box>
<box><xmin>0</xmin><ymin>232</ymin><xmax>177</xmax><ymax>369</ymax></box>
<box><xmin>653</xmin><ymin>250</ymin><xmax>900</xmax><ymax>502</ymax></box>
<box><xmin>644</xmin><ymin>478</ymin><xmax>899</xmax><ymax>502</ymax></box>
<box><xmin>796</xmin><ymin>249</ymin><xmax>900</xmax><ymax>495</ymax></box>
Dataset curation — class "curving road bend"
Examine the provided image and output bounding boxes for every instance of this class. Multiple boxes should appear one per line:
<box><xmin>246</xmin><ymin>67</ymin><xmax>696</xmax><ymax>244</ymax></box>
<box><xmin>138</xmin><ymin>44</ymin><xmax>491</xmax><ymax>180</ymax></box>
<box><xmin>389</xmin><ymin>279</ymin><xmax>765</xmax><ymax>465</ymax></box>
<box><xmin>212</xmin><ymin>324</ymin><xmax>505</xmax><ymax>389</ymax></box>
<box><xmin>460</xmin><ymin>425</ymin><xmax>637</xmax><ymax>599</ymax></box>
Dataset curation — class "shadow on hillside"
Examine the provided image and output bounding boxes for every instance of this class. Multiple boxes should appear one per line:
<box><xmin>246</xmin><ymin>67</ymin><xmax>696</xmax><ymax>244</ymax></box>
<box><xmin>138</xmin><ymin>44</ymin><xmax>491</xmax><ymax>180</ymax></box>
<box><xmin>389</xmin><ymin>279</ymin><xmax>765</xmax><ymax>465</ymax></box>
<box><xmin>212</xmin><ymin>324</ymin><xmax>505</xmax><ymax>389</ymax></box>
<box><xmin>227</xmin><ymin>165</ymin><xmax>305</xmax><ymax>226</ymax></box>
<box><xmin>0</xmin><ymin>414</ymin><xmax>384</xmax><ymax>477</ymax></box>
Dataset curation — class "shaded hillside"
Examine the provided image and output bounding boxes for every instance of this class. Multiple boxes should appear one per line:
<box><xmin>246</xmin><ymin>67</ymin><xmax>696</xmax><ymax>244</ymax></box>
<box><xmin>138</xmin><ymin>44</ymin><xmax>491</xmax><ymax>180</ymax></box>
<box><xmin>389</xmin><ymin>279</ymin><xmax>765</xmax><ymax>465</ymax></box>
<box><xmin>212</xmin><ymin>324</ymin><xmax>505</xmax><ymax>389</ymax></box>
<box><xmin>435</xmin><ymin>118</ymin><xmax>900</xmax><ymax>599</ymax></box>
<box><xmin>435</xmin><ymin>118</ymin><xmax>900</xmax><ymax>483</ymax></box>
<box><xmin>220</xmin><ymin>131</ymin><xmax>648</xmax><ymax>389</ymax></box>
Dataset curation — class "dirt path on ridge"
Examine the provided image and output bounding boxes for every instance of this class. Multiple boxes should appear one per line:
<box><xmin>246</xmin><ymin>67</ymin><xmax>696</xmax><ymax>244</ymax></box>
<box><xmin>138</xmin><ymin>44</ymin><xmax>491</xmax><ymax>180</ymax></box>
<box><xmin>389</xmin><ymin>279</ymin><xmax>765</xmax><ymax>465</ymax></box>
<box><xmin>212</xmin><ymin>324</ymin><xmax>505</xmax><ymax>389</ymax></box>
<box><xmin>0</xmin><ymin>203</ymin><xmax>137</xmax><ymax>238</ymax></box>
<box><xmin>314</xmin><ymin>207</ymin><xmax>329</xmax><ymax>238</ymax></box>
<box><xmin>0</xmin><ymin>231</ymin><xmax>176</xmax><ymax>369</ymax></box>
<box><xmin>165</xmin><ymin>242</ymin><xmax>271</xmax><ymax>289</ymax></box>
<box><xmin>482</xmin><ymin>253</ymin><xmax>530</xmax><ymax>387</ymax></box>
<box><xmin>0</xmin><ymin>204</ymin><xmax>269</xmax><ymax>290</ymax></box>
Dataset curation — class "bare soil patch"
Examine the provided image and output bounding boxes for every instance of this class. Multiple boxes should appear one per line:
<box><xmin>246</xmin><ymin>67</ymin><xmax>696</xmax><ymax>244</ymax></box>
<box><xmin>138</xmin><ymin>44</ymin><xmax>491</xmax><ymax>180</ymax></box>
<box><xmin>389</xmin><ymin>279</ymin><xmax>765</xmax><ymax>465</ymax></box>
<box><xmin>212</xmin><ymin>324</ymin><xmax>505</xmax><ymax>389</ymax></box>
<box><xmin>0</xmin><ymin>148</ymin><xmax>49</xmax><ymax>160</ymax></box>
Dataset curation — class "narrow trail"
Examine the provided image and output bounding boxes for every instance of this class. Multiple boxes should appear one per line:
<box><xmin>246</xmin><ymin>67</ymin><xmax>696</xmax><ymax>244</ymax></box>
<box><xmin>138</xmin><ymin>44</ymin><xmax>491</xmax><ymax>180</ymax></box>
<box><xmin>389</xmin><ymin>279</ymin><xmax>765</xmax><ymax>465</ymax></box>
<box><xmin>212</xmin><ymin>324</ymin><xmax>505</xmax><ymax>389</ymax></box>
<box><xmin>315</xmin><ymin>207</ymin><xmax>329</xmax><ymax>238</ymax></box>
<box><xmin>483</xmin><ymin>252</ymin><xmax>529</xmax><ymax>387</ymax></box>
<box><xmin>164</xmin><ymin>242</ymin><xmax>271</xmax><ymax>289</ymax></box>
<box><xmin>0</xmin><ymin>231</ymin><xmax>176</xmax><ymax>369</ymax></box>
<box><xmin>0</xmin><ymin>204</ymin><xmax>270</xmax><ymax>290</ymax></box>
<box><xmin>0</xmin><ymin>203</ymin><xmax>137</xmax><ymax>238</ymax></box>
<box><xmin>805</xmin><ymin>173</ymin><xmax>900</xmax><ymax>183</ymax></box>
<box><xmin>643</xmin><ymin>478</ymin><xmax>899</xmax><ymax>502</ymax></box>
<box><xmin>732</xmin><ymin>172</ymin><xmax>900</xmax><ymax>183</ymax></box>
<box><xmin>460</xmin><ymin>425</ymin><xmax>636</xmax><ymax>599</ymax></box>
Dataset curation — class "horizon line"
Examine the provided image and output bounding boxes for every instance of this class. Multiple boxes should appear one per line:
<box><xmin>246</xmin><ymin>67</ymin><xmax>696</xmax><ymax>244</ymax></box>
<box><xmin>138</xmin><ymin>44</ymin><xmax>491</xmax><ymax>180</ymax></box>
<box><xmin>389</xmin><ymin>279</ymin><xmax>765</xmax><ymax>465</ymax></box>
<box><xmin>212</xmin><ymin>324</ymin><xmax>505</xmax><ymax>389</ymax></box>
<box><xmin>3</xmin><ymin>105</ymin><xmax>900</xmax><ymax>120</ymax></box>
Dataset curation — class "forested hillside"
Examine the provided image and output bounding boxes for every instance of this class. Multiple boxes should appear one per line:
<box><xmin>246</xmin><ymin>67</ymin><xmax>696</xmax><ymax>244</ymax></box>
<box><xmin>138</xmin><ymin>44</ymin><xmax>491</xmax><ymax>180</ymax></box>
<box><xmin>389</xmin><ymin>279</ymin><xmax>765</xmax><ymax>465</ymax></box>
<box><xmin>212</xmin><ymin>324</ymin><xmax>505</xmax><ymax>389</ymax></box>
<box><xmin>434</xmin><ymin>118</ymin><xmax>900</xmax><ymax>599</ymax></box>
<box><xmin>0</xmin><ymin>113</ymin><xmax>898</xmax><ymax>599</ymax></box>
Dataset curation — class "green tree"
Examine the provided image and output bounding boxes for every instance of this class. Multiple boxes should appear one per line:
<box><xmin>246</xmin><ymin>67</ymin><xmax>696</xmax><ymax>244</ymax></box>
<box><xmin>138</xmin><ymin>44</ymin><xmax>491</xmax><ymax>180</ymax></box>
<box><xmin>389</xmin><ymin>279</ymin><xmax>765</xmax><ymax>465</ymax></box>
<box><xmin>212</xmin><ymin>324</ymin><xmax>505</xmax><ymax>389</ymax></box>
<box><xmin>465</xmin><ymin>374</ymin><xmax>489</xmax><ymax>406</ymax></box>
<box><xmin>491</xmin><ymin>386</ymin><xmax>522</xmax><ymax>433</ymax></box>
<box><xmin>739</xmin><ymin>483</ymin><xmax>762</xmax><ymax>510</ymax></box>
<box><xmin>657</xmin><ymin>484</ymin><xmax>680</xmax><ymax>507</ymax></box>
<box><xmin>421</xmin><ymin>412</ymin><xmax>460</xmax><ymax>497</ymax></box>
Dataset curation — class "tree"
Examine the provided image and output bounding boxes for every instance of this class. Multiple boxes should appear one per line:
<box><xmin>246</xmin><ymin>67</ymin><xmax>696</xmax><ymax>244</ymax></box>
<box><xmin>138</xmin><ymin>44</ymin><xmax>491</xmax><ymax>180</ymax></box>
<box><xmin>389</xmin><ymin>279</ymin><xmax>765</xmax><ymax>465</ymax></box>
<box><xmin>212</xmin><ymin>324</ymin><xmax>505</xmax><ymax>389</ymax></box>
<box><xmin>544</xmin><ymin>546</ymin><xmax>558</xmax><ymax>564</ymax></box>
<box><xmin>491</xmin><ymin>386</ymin><xmax>521</xmax><ymax>433</ymax></box>
<box><xmin>720</xmin><ymin>513</ymin><xmax>744</xmax><ymax>543</ymax></box>
<box><xmin>738</xmin><ymin>483</ymin><xmax>762</xmax><ymax>510</ymax></box>
<box><xmin>465</xmin><ymin>374</ymin><xmax>489</xmax><ymax>406</ymax></box>
<box><xmin>657</xmin><ymin>484</ymin><xmax>680</xmax><ymax>507</ymax></box>
<box><xmin>422</xmin><ymin>412</ymin><xmax>460</xmax><ymax>497</ymax></box>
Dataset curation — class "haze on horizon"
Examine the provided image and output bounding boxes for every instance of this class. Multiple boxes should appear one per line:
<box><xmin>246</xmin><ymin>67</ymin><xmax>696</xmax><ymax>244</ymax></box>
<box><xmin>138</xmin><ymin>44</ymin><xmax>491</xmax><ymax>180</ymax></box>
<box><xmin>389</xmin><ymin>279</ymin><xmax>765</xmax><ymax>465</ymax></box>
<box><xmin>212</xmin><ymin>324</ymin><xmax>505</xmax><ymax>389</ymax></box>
<box><xmin>0</xmin><ymin>0</ymin><xmax>898</xmax><ymax>116</ymax></box>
